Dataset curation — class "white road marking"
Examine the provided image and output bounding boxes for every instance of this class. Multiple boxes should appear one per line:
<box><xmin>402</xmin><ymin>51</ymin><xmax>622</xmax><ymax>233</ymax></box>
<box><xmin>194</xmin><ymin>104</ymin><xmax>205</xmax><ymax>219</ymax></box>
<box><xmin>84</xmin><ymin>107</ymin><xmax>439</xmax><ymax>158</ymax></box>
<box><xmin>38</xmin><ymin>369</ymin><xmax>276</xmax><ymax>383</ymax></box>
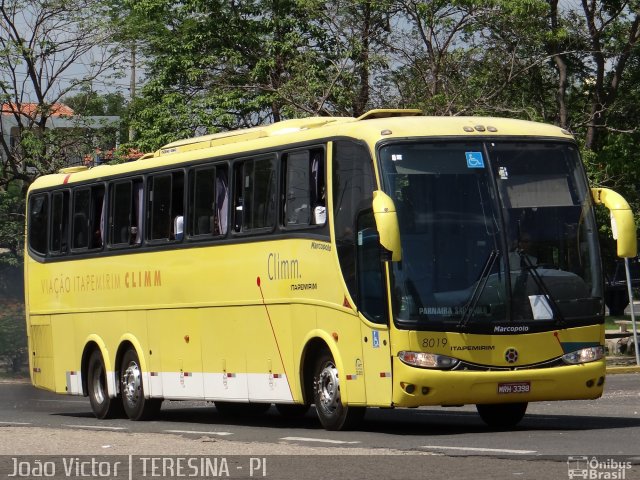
<box><xmin>280</xmin><ymin>436</ymin><xmax>361</xmax><ymax>445</ymax></box>
<box><xmin>165</xmin><ymin>429</ymin><xmax>233</xmax><ymax>436</ymax></box>
<box><xmin>0</xmin><ymin>421</ymin><xmax>31</xmax><ymax>425</ymax></box>
<box><xmin>421</xmin><ymin>445</ymin><xmax>537</xmax><ymax>455</ymax></box>
<box><xmin>62</xmin><ymin>424</ymin><xmax>127</xmax><ymax>431</ymax></box>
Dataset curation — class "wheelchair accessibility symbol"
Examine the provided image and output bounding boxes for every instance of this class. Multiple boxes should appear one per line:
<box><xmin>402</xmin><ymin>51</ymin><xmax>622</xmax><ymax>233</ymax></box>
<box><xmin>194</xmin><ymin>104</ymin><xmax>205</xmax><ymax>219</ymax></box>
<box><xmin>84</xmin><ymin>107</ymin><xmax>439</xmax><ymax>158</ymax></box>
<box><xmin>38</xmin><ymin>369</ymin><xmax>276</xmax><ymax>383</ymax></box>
<box><xmin>465</xmin><ymin>151</ymin><xmax>485</xmax><ymax>168</ymax></box>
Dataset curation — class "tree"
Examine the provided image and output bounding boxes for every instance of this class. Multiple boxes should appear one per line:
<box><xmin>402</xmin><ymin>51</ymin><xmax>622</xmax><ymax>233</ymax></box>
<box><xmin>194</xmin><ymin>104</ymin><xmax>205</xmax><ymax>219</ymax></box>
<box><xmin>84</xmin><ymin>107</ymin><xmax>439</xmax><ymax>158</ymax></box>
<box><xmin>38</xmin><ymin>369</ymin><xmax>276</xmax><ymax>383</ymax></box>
<box><xmin>0</xmin><ymin>299</ymin><xmax>26</xmax><ymax>374</ymax></box>
<box><xmin>112</xmin><ymin>0</ymin><xmax>397</xmax><ymax>151</ymax></box>
<box><xmin>63</xmin><ymin>86</ymin><xmax>130</xmax><ymax>154</ymax></box>
<box><xmin>0</xmin><ymin>0</ymin><xmax>125</xmax><ymax>267</ymax></box>
<box><xmin>0</xmin><ymin>0</ymin><xmax>125</xmax><ymax>186</ymax></box>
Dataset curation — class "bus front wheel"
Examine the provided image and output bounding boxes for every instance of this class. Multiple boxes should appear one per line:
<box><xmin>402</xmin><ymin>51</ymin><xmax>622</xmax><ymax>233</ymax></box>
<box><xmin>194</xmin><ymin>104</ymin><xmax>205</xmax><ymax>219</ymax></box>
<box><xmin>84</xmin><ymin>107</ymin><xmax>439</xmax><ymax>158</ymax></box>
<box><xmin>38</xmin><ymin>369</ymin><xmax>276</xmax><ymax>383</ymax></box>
<box><xmin>120</xmin><ymin>348</ymin><xmax>161</xmax><ymax>421</ymax></box>
<box><xmin>87</xmin><ymin>350</ymin><xmax>123</xmax><ymax>419</ymax></box>
<box><xmin>313</xmin><ymin>352</ymin><xmax>365</xmax><ymax>430</ymax></box>
<box><xmin>476</xmin><ymin>402</ymin><xmax>528</xmax><ymax>429</ymax></box>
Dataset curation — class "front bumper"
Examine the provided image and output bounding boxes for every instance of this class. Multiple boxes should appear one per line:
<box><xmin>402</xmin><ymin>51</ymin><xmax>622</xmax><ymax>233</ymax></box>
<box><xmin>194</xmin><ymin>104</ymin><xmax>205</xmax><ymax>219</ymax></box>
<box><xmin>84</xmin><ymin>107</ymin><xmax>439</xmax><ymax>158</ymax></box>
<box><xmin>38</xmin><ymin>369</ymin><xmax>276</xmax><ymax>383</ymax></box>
<box><xmin>392</xmin><ymin>357</ymin><xmax>606</xmax><ymax>407</ymax></box>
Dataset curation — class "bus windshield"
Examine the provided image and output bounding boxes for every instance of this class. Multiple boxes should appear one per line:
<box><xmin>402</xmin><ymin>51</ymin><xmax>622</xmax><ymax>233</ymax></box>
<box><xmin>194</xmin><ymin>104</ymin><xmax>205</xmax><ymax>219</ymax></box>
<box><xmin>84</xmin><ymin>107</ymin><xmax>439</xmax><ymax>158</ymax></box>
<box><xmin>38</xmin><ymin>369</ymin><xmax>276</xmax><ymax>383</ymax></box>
<box><xmin>379</xmin><ymin>140</ymin><xmax>602</xmax><ymax>331</ymax></box>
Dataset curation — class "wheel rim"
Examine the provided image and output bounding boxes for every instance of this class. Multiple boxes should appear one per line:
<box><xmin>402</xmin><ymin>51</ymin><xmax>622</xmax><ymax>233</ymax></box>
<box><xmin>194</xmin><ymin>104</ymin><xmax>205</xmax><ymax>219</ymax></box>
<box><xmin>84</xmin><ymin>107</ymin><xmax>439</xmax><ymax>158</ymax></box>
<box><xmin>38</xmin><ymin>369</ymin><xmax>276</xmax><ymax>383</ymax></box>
<box><xmin>92</xmin><ymin>365</ymin><xmax>106</xmax><ymax>405</ymax></box>
<box><xmin>317</xmin><ymin>362</ymin><xmax>340</xmax><ymax>413</ymax></box>
<box><xmin>122</xmin><ymin>360</ymin><xmax>141</xmax><ymax>407</ymax></box>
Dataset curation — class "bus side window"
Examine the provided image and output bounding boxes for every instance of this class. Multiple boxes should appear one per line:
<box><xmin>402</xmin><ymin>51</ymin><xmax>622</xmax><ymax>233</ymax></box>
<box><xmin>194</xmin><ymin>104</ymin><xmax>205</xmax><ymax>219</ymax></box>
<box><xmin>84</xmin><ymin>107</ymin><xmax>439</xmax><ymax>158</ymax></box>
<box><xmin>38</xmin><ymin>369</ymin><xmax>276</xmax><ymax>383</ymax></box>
<box><xmin>149</xmin><ymin>174</ymin><xmax>172</xmax><ymax>241</ymax></box>
<box><xmin>233</xmin><ymin>157</ymin><xmax>276</xmax><ymax>233</ymax></box>
<box><xmin>282</xmin><ymin>148</ymin><xmax>326</xmax><ymax>228</ymax></box>
<box><xmin>28</xmin><ymin>193</ymin><xmax>49</xmax><ymax>256</ymax></box>
<box><xmin>89</xmin><ymin>185</ymin><xmax>105</xmax><ymax>249</ymax></box>
<box><xmin>72</xmin><ymin>189</ymin><xmax>90</xmax><ymax>249</ymax></box>
<box><xmin>190</xmin><ymin>167</ymin><xmax>214</xmax><ymax>236</ymax></box>
<box><xmin>132</xmin><ymin>180</ymin><xmax>143</xmax><ymax>244</ymax></box>
<box><xmin>50</xmin><ymin>190</ymin><xmax>70</xmax><ymax>255</ymax></box>
<box><xmin>109</xmin><ymin>178</ymin><xmax>143</xmax><ymax>246</ymax></box>
<box><xmin>110</xmin><ymin>181</ymin><xmax>132</xmax><ymax>245</ymax></box>
<box><xmin>233</xmin><ymin>162</ymin><xmax>243</xmax><ymax>232</ymax></box>
<box><xmin>188</xmin><ymin>165</ymin><xmax>228</xmax><ymax>238</ymax></box>
<box><xmin>310</xmin><ymin>149</ymin><xmax>325</xmax><ymax>225</ymax></box>
<box><xmin>215</xmin><ymin>167</ymin><xmax>228</xmax><ymax>235</ymax></box>
<box><xmin>283</xmin><ymin>151</ymin><xmax>311</xmax><ymax>226</ymax></box>
<box><xmin>148</xmin><ymin>171</ymin><xmax>185</xmax><ymax>242</ymax></box>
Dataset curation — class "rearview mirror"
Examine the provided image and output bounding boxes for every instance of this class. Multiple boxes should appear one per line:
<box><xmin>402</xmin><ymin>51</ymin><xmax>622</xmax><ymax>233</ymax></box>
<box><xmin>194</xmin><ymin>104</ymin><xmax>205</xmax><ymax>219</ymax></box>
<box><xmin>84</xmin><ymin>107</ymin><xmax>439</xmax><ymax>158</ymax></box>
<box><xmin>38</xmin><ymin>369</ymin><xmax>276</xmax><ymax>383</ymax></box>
<box><xmin>372</xmin><ymin>190</ymin><xmax>402</xmax><ymax>261</ymax></box>
<box><xmin>591</xmin><ymin>187</ymin><xmax>637</xmax><ymax>258</ymax></box>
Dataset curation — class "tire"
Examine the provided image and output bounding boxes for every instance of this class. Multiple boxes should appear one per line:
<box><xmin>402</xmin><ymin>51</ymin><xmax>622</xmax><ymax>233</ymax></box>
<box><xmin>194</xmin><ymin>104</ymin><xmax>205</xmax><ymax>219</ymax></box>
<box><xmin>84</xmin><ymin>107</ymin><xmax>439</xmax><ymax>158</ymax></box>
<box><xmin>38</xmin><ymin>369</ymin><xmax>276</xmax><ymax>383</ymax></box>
<box><xmin>215</xmin><ymin>401</ymin><xmax>271</xmax><ymax>416</ymax></box>
<box><xmin>313</xmin><ymin>351</ymin><xmax>365</xmax><ymax>430</ymax></box>
<box><xmin>275</xmin><ymin>403</ymin><xmax>310</xmax><ymax>418</ymax></box>
<box><xmin>120</xmin><ymin>347</ymin><xmax>161</xmax><ymax>421</ymax></box>
<box><xmin>87</xmin><ymin>350</ymin><xmax>124</xmax><ymax>419</ymax></box>
<box><xmin>476</xmin><ymin>402</ymin><xmax>528</xmax><ymax>429</ymax></box>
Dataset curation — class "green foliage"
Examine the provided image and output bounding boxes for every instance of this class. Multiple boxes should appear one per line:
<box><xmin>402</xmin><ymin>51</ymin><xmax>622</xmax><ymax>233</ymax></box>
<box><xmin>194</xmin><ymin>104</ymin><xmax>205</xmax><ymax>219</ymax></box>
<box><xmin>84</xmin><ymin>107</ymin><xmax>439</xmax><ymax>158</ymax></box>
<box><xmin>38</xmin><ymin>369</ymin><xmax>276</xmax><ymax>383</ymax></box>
<box><xmin>0</xmin><ymin>183</ymin><xmax>25</xmax><ymax>267</ymax></box>
<box><xmin>117</xmin><ymin>0</ymin><xmax>397</xmax><ymax>150</ymax></box>
<box><xmin>0</xmin><ymin>300</ymin><xmax>26</xmax><ymax>375</ymax></box>
<box><xmin>0</xmin><ymin>0</ymin><xmax>638</xmax><ymax>266</ymax></box>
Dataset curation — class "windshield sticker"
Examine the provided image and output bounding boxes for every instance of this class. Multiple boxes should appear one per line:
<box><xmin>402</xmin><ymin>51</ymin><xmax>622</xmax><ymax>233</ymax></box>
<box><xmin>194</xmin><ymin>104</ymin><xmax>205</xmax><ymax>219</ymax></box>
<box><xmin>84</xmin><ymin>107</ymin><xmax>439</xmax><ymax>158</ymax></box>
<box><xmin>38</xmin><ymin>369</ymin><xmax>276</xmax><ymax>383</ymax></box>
<box><xmin>529</xmin><ymin>295</ymin><xmax>553</xmax><ymax>320</ymax></box>
<box><xmin>498</xmin><ymin>166</ymin><xmax>509</xmax><ymax>179</ymax></box>
<box><xmin>391</xmin><ymin>154</ymin><xmax>403</xmax><ymax>161</ymax></box>
<box><xmin>465</xmin><ymin>151</ymin><xmax>485</xmax><ymax>168</ymax></box>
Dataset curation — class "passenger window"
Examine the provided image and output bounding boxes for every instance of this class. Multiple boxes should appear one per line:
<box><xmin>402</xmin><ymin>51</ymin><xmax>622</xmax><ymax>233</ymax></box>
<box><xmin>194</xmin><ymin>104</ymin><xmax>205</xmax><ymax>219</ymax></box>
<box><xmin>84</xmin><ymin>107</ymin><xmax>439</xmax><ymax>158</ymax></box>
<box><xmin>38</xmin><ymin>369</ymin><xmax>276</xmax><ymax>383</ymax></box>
<box><xmin>148</xmin><ymin>171</ymin><xmax>184</xmax><ymax>242</ymax></box>
<box><xmin>283</xmin><ymin>148</ymin><xmax>325</xmax><ymax>227</ymax></box>
<box><xmin>149</xmin><ymin>174</ymin><xmax>172</xmax><ymax>240</ymax></box>
<box><xmin>50</xmin><ymin>190</ymin><xmax>70</xmax><ymax>255</ymax></box>
<box><xmin>109</xmin><ymin>179</ymin><xmax>143</xmax><ymax>246</ymax></box>
<box><xmin>188</xmin><ymin>165</ymin><xmax>228</xmax><ymax>238</ymax></box>
<box><xmin>72</xmin><ymin>189</ymin><xmax>90</xmax><ymax>249</ymax></box>
<box><xmin>28</xmin><ymin>194</ymin><xmax>49</xmax><ymax>256</ymax></box>
<box><xmin>233</xmin><ymin>157</ymin><xmax>276</xmax><ymax>233</ymax></box>
<box><xmin>72</xmin><ymin>185</ymin><xmax>105</xmax><ymax>251</ymax></box>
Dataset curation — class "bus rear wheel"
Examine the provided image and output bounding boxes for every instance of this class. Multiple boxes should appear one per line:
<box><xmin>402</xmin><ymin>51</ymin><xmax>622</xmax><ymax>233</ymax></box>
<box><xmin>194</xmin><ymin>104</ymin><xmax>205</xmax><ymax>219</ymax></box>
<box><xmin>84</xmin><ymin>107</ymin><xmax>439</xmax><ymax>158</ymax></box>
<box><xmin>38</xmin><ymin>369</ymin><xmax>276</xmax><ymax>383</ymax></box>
<box><xmin>476</xmin><ymin>402</ymin><xmax>528</xmax><ymax>429</ymax></box>
<box><xmin>313</xmin><ymin>351</ymin><xmax>365</xmax><ymax>430</ymax></box>
<box><xmin>120</xmin><ymin>348</ymin><xmax>161</xmax><ymax>421</ymax></box>
<box><xmin>87</xmin><ymin>350</ymin><xmax>123</xmax><ymax>419</ymax></box>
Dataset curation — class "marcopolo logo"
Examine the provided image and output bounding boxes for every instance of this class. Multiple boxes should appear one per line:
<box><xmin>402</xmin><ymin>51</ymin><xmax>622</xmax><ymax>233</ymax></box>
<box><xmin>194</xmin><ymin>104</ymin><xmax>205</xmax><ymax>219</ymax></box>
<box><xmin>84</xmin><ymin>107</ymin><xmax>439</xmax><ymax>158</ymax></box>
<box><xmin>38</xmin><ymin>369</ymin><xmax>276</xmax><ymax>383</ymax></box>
<box><xmin>567</xmin><ymin>456</ymin><xmax>633</xmax><ymax>479</ymax></box>
<box><xmin>494</xmin><ymin>325</ymin><xmax>530</xmax><ymax>333</ymax></box>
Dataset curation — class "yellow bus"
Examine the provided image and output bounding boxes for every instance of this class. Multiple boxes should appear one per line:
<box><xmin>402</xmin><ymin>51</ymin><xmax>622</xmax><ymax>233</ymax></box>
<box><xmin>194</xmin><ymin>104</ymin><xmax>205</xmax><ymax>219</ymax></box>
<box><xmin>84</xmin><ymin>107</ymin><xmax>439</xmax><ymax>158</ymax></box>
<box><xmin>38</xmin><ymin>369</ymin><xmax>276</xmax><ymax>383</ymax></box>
<box><xmin>24</xmin><ymin>109</ymin><xmax>636</xmax><ymax>430</ymax></box>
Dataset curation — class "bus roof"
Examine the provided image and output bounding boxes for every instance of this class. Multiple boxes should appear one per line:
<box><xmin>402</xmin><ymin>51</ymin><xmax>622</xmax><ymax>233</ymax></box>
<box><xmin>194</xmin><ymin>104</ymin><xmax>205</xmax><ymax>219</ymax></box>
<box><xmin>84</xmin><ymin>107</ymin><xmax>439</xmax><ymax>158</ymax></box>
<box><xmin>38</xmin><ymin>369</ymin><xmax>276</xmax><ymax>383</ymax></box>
<box><xmin>29</xmin><ymin>109</ymin><xmax>574</xmax><ymax>191</ymax></box>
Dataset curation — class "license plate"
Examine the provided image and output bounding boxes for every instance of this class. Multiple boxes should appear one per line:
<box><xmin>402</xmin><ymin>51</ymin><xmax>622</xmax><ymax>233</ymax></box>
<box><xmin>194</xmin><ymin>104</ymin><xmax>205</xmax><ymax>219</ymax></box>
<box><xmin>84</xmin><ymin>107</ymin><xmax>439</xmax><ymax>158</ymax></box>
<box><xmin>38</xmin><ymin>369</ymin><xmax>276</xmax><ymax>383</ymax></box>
<box><xmin>497</xmin><ymin>382</ymin><xmax>531</xmax><ymax>394</ymax></box>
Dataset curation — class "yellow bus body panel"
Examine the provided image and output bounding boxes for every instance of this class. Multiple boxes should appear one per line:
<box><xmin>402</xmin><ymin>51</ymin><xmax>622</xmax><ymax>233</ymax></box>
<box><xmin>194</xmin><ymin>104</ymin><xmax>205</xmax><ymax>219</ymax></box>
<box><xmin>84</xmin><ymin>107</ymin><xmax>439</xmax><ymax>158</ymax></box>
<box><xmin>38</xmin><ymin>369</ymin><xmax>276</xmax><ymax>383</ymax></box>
<box><xmin>24</xmin><ymin>112</ymin><xmax>607</xmax><ymax>413</ymax></box>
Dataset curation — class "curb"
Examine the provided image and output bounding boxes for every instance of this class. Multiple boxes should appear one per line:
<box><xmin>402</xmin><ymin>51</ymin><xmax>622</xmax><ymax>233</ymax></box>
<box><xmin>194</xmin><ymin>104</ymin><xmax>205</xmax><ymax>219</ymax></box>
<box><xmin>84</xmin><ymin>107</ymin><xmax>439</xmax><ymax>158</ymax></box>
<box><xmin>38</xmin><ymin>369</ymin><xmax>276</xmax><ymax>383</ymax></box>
<box><xmin>606</xmin><ymin>365</ymin><xmax>640</xmax><ymax>374</ymax></box>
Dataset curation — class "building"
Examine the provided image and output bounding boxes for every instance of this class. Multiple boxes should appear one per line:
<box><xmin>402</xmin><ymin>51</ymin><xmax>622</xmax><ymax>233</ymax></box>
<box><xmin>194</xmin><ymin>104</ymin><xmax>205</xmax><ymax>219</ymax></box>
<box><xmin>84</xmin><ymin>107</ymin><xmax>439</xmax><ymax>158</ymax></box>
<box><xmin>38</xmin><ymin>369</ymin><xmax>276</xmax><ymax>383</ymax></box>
<box><xmin>0</xmin><ymin>102</ymin><xmax>119</xmax><ymax>169</ymax></box>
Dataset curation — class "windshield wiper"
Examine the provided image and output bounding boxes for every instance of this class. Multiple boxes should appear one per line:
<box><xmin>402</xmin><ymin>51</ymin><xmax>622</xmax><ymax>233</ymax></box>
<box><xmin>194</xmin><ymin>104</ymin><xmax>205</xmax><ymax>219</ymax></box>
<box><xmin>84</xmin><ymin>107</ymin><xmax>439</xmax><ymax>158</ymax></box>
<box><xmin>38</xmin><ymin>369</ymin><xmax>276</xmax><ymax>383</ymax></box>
<box><xmin>457</xmin><ymin>249</ymin><xmax>499</xmax><ymax>330</ymax></box>
<box><xmin>518</xmin><ymin>251</ymin><xmax>566</xmax><ymax>326</ymax></box>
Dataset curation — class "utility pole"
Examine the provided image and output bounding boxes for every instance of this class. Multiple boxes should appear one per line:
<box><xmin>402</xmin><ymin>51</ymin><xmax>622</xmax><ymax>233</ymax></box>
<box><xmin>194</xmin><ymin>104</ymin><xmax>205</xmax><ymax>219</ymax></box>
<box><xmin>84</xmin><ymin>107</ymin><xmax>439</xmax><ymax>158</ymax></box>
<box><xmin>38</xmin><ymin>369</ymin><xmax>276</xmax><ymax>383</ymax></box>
<box><xmin>129</xmin><ymin>43</ymin><xmax>136</xmax><ymax>142</ymax></box>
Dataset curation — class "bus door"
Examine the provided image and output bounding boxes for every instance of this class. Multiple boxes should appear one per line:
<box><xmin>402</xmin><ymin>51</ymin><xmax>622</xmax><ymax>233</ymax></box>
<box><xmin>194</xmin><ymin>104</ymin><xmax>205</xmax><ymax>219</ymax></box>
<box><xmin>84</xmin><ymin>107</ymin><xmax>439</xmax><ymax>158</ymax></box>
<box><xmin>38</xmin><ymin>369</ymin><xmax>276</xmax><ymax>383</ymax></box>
<box><xmin>356</xmin><ymin>212</ymin><xmax>393</xmax><ymax>406</ymax></box>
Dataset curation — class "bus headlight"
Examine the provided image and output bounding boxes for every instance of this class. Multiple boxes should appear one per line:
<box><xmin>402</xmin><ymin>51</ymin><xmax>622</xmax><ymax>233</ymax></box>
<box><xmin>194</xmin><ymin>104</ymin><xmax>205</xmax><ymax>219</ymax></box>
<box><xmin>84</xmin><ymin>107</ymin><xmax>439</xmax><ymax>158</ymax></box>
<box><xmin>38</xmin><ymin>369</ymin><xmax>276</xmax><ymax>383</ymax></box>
<box><xmin>561</xmin><ymin>346</ymin><xmax>604</xmax><ymax>365</ymax></box>
<box><xmin>398</xmin><ymin>351</ymin><xmax>460</xmax><ymax>369</ymax></box>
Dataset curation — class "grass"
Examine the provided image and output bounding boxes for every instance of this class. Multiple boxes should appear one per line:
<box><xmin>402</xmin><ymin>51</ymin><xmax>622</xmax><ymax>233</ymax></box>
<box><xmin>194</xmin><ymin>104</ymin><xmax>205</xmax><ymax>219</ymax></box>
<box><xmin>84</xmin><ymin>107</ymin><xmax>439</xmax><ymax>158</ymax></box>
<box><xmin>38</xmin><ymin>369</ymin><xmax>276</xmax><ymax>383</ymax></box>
<box><xmin>606</xmin><ymin>314</ymin><xmax>640</xmax><ymax>330</ymax></box>
<box><xmin>0</xmin><ymin>369</ymin><xmax>28</xmax><ymax>381</ymax></box>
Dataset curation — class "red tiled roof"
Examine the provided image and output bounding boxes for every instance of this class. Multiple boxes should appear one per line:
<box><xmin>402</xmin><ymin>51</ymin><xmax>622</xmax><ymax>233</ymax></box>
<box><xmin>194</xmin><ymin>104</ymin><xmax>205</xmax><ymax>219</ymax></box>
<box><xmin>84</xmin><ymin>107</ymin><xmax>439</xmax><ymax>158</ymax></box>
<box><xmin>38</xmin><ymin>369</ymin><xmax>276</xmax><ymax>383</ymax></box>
<box><xmin>0</xmin><ymin>102</ymin><xmax>74</xmax><ymax>117</ymax></box>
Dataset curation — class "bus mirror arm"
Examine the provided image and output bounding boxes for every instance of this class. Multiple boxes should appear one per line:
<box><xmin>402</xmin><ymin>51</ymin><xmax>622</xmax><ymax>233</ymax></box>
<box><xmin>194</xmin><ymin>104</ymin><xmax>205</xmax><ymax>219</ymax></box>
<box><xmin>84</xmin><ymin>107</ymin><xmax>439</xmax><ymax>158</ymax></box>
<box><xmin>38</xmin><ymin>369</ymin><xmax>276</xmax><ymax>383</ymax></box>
<box><xmin>372</xmin><ymin>190</ymin><xmax>402</xmax><ymax>262</ymax></box>
<box><xmin>591</xmin><ymin>187</ymin><xmax>637</xmax><ymax>258</ymax></box>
